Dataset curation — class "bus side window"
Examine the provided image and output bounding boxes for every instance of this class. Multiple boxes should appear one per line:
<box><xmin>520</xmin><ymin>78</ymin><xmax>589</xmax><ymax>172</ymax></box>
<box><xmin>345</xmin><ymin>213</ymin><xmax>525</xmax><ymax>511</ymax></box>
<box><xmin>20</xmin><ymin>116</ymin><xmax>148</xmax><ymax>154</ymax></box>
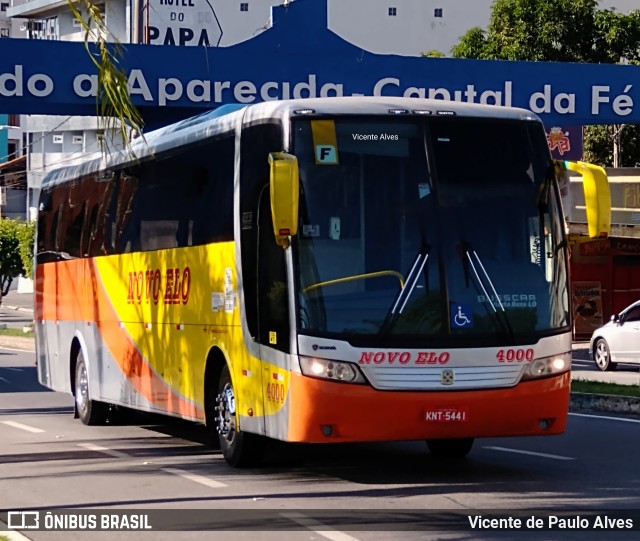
<box><xmin>115</xmin><ymin>173</ymin><xmax>140</xmax><ymax>253</ymax></box>
<box><xmin>87</xmin><ymin>179</ymin><xmax>114</xmax><ymax>256</ymax></box>
<box><xmin>63</xmin><ymin>202</ymin><xmax>86</xmax><ymax>257</ymax></box>
<box><xmin>36</xmin><ymin>189</ymin><xmax>52</xmax><ymax>255</ymax></box>
<box><xmin>54</xmin><ymin>186</ymin><xmax>71</xmax><ymax>253</ymax></box>
<box><xmin>188</xmin><ymin>135</ymin><xmax>235</xmax><ymax>246</ymax></box>
<box><xmin>184</xmin><ymin>165</ymin><xmax>210</xmax><ymax>246</ymax></box>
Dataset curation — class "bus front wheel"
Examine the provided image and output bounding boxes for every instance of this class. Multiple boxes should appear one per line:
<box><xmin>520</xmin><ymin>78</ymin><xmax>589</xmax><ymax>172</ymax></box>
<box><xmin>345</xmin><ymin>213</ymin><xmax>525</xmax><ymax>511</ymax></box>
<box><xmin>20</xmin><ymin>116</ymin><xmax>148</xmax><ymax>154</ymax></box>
<box><xmin>426</xmin><ymin>438</ymin><xmax>474</xmax><ymax>458</ymax></box>
<box><xmin>214</xmin><ymin>364</ymin><xmax>266</xmax><ymax>467</ymax></box>
<box><xmin>74</xmin><ymin>352</ymin><xmax>108</xmax><ymax>426</ymax></box>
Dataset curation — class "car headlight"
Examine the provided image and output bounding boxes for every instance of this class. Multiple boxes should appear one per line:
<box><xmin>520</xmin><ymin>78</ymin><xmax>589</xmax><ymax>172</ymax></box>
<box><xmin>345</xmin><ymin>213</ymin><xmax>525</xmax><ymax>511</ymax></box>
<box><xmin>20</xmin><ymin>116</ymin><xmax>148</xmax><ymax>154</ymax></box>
<box><xmin>299</xmin><ymin>356</ymin><xmax>367</xmax><ymax>384</ymax></box>
<box><xmin>521</xmin><ymin>352</ymin><xmax>571</xmax><ymax>381</ymax></box>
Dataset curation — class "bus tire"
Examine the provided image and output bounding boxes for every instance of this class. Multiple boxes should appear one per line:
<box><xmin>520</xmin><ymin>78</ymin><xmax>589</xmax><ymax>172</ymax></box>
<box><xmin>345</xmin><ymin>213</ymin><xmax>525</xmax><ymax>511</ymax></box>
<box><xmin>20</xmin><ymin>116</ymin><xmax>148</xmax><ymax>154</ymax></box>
<box><xmin>426</xmin><ymin>438</ymin><xmax>474</xmax><ymax>458</ymax></box>
<box><xmin>214</xmin><ymin>364</ymin><xmax>266</xmax><ymax>468</ymax></box>
<box><xmin>74</xmin><ymin>352</ymin><xmax>108</xmax><ymax>426</ymax></box>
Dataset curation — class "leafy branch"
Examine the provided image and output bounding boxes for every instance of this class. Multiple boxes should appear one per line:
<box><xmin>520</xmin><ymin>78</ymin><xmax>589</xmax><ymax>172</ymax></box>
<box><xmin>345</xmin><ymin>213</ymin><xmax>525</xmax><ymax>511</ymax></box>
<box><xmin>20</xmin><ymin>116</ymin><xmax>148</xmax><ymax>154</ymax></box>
<box><xmin>67</xmin><ymin>0</ymin><xmax>144</xmax><ymax>152</ymax></box>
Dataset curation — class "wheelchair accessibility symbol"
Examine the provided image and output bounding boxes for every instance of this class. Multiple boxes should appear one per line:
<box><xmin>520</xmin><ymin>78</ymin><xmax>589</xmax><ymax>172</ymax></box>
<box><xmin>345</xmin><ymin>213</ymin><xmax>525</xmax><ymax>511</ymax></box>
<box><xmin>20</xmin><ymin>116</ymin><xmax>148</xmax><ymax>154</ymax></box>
<box><xmin>452</xmin><ymin>304</ymin><xmax>473</xmax><ymax>328</ymax></box>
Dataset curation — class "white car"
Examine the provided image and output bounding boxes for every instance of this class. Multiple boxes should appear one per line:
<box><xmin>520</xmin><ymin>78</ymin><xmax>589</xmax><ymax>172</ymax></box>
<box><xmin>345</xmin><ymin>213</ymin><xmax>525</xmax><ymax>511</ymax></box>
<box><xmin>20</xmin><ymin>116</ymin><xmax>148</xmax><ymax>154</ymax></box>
<box><xmin>589</xmin><ymin>300</ymin><xmax>640</xmax><ymax>371</ymax></box>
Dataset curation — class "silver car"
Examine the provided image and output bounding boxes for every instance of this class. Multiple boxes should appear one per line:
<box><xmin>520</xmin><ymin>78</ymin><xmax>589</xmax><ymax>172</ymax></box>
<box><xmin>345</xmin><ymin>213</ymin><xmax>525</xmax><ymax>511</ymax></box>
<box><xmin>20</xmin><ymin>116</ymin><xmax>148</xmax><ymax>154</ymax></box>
<box><xmin>589</xmin><ymin>300</ymin><xmax>640</xmax><ymax>371</ymax></box>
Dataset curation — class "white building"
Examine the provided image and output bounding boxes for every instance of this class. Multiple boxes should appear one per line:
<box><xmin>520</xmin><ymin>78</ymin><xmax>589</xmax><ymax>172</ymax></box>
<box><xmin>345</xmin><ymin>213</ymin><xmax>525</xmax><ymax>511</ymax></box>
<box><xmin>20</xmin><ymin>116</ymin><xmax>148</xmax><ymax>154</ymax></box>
<box><xmin>7</xmin><ymin>0</ymin><xmax>635</xmax><ymax>58</ymax></box>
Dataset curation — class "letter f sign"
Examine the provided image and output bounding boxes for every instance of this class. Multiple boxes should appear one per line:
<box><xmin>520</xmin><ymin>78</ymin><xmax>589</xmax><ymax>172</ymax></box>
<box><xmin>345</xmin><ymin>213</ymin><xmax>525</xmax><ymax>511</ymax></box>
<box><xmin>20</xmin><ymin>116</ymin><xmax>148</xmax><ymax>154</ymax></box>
<box><xmin>315</xmin><ymin>145</ymin><xmax>337</xmax><ymax>164</ymax></box>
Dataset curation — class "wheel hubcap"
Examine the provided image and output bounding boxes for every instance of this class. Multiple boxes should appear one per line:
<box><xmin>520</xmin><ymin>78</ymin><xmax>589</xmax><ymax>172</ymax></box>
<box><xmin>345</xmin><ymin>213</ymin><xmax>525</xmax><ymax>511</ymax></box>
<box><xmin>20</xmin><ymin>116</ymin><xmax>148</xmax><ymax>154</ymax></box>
<box><xmin>76</xmin><ymin>364</ymin><xmax>89</xmax><ymax>413</ymax></box>
<box><xmin>595</xmin><ymin>343</ymin><xmax>608</xmax><ymax>367</ymax></box>
<box><xmin>215</xmin><ymin>383</ymin><xmax>236</xmax><ymax>443</ymax></box>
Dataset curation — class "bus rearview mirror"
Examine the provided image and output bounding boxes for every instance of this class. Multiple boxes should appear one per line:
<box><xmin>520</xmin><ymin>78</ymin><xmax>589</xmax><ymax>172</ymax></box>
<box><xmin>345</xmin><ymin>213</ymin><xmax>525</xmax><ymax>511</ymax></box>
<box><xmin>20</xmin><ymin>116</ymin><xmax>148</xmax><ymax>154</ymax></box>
<box><xmin>268</xmin><ymin>152</ymin><xmax>299</xmax><ymax>248</ymax></box>
<box><xmin>554</xmin><ymin>160</ymin><xmax>610</xmax><ymax>239</ymax></box>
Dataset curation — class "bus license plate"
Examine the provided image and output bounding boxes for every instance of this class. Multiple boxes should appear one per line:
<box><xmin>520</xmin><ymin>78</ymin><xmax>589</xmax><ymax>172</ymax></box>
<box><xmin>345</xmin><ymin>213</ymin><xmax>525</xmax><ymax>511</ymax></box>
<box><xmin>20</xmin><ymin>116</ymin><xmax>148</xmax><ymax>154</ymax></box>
<box><xmin>424</xmin><ymin>407</ymin><xmax>468</xmax><ymax>422</ymax></box>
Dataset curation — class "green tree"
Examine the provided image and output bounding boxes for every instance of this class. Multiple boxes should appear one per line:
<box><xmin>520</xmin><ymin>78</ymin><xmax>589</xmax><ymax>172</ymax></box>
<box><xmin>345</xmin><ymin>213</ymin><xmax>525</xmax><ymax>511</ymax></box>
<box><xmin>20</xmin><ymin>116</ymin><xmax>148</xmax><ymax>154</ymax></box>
<box><xmin>16</xmin><ymin>220</ymin><xmax>35</xmax><ymax>280</ymax></box>
<box><xmin>451</xmin><ymin>0</ymin><xmax>640</xmax><ymax>166</ymax></box>
<box><xmin>453</xmin><ymin>0</ymin><xmax>640</xmax><ymax>62</ymax></box>
<box><xmin>421</xmin><ymin>50</ymin><xmax>446</xmax><ymax>58</ymax></box>
<box><xmin>584</xmin><ymin>124</ymin><xmax>640</xmax><ymax>167</ymax></box>
<box><xmin>0</xmin><ymin>218</ymin><xmax>26</xmax><ymax>303</ymax></box>
<box><xmin>451</xmin><ymin>27</ymin><xmax>488</xmax><ymax>59</ymax></box>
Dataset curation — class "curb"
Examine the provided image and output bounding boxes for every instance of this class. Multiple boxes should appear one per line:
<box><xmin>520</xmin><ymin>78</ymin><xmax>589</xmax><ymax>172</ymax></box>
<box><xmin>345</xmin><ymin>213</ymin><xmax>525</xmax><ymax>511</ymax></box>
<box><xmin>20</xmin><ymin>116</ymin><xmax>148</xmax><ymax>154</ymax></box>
<box><xmin>1</xmin><ymin>304</ymin><xmax>34</xmax><ymax>313</ymax></box>
<box><xmin>570</xmin><ymin>392</ymin><xmax>640</xmax><ymax>417</ymax></box>
<box><xmin>0</xmin><ymin>335</ymin><xmax>35</xmax><ymax>352</ymax></box>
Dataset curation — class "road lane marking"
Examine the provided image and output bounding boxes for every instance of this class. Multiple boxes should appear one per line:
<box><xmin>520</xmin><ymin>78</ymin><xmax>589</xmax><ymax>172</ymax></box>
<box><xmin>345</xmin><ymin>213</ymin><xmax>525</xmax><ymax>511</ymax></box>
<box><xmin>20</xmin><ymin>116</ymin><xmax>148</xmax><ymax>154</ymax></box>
<box><xmin>77</xmin><ymin>442</ymin><xmax>130</xmax><ymax>459</ymax></box>
<box><xmin>1</xmin><ymin>421</ymin><xmax>45</xmax><ymax>433</ymax></box>
<box><xmin>161</xmin><ymin>467</ymin><xmax>228</xmax><ymax>488</ymax></box>
<box><xmin>484</xmin><ymin>446</ymin><xmax>574</xmax><ymax>461</ymax></box>
<box><xmin>281</xmin><ymin>512</ymin><xmax>361</xmax><ymax>541</ymax></box>
<box><xmin>570</xmin><ymin>412</ymin><xmax>640</xmax><ymax>424</ymax></box>
<box><xmin>75</xmin><ymin>444</ymin><xmax>228</xmax><ymax>488</ymax></box>
<box><xmin>0</xmin><ymin>346</ymin><xmax>35</xmax><ymax>353</ymax></box>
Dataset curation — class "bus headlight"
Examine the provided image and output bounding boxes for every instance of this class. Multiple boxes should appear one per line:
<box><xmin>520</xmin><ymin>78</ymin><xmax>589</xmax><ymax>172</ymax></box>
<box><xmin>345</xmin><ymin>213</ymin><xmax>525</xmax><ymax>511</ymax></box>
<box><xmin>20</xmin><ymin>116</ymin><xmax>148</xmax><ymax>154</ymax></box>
<box><xmin>299</xmin><ymin>357</ymin><xmax>367</xmax><ymax>384</ymax></box>
<box><xmin>521</xmin><ymin>352</ymin><xmax>571</xmax><ymax>381</ymax></box>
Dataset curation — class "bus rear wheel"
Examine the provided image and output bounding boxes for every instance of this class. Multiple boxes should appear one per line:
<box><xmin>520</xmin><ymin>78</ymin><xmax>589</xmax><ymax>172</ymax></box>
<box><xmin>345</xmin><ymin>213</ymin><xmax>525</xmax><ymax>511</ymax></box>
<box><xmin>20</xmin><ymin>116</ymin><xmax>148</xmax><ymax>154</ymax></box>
<box><xmin>75</xmin><ymin>352</ymin><xmax>108</xmax><ymax>426</ymax></box>
<box><xmin>214</xmin><ymin>364</ymin><xmax>266</xmax><ymax>468</ymax></box>
<box><xmin>426</xmin><ymin>438</ymin><xmax>474</xmax><ymax>458</ymax></box>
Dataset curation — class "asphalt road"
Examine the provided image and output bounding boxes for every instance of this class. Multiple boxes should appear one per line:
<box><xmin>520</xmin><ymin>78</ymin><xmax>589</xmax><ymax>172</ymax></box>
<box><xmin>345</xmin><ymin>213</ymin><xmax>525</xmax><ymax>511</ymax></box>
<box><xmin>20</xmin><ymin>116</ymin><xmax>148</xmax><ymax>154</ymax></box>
<box><xmin>1</xmin><ymin>346</ymin><xmax>640</xmax><ymax>541</ymax></box>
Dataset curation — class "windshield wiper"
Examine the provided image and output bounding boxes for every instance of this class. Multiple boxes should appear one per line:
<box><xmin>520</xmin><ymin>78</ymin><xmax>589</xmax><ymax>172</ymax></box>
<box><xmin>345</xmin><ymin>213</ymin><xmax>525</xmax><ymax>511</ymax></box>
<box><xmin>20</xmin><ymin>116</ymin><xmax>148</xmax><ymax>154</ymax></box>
<box><xmin>378</xmin><ymin>245</ymin><xmax>431</xmax><ymax>337</ymax></box>
<box><xmin>458</xmin><ymin>241</ymin><xmax>514</xmax><ymax>338</ymax></box>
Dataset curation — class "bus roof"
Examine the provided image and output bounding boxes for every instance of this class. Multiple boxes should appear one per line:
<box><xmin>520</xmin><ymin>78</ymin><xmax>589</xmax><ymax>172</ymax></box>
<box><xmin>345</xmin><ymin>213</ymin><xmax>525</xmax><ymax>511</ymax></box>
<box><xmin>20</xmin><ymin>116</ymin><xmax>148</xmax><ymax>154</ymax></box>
<box><xmin>41</xmin><ymin>97</ymin><xmax>541</xmax><ymax>188</ymax></box>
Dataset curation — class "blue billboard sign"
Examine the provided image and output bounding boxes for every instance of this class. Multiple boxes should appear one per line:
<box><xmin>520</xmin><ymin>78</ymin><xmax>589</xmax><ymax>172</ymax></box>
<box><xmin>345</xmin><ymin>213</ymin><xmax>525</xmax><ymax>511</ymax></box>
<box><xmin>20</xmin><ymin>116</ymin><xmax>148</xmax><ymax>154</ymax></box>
<box><xmin>2</xmin><ymin>0</ymin><xmax>640</xmax><ymax>127</ymax></box>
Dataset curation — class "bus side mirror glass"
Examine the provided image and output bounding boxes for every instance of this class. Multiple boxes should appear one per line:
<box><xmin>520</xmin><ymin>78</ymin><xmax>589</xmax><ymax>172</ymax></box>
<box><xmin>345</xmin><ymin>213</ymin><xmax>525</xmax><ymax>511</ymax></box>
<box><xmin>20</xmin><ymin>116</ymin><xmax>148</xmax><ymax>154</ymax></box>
<box><xmin>611</xmin><ymin>313</ymin><xmax>619</xmax><ymax>323</ymax></box>
<box><xmin>554</xmin><ymin>159</ymin><xmax>610</xmax><ymax>239</ymax></box>
<box><xmin>268</xmin><ymin>152</ymin><xmax>299</xmax><ymax>248</ymax></box>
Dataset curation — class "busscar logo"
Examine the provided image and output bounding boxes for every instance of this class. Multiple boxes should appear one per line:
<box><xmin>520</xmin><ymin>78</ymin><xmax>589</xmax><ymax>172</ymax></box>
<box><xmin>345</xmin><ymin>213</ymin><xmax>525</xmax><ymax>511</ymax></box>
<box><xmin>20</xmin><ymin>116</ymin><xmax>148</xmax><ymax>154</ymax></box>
<box><xmin>8</xmin><ymin>511</ymin><xmax>40</xmax><ymax>529</ymax></box>
<box><xmin>312</xmin><ymin>344</ymin><xmax>337</xmax><ymax>351</ymax></box>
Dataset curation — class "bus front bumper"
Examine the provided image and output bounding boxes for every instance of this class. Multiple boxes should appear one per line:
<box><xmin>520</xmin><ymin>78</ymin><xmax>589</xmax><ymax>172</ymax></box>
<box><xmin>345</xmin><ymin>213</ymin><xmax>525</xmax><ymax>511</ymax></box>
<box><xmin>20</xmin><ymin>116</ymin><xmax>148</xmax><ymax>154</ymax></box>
<box><xmin>287</xmin><ymin>371</ymin><xmax>570</xmax><ymax>443</ymax></box>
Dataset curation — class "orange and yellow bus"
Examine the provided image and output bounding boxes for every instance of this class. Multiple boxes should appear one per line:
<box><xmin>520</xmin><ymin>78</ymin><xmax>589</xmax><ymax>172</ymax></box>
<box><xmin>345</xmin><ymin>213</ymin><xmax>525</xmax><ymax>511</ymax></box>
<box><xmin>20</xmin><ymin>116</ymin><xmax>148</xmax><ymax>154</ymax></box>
<box><xmin>35</xmin><ymin>97</ymin><xmax>609</xmax><ymax>466</ymax></box>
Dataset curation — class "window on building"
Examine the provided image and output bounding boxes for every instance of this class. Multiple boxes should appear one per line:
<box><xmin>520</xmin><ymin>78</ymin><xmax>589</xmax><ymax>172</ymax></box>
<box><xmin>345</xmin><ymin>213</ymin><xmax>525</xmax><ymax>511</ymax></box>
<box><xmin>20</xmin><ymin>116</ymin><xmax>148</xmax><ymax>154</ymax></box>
<box><xmin>52</xmin><ymin>134</ymin><xmax>63</xmax><ymax>144</ymax></box>
<box><xmin>27</xmin><ymin>20</ymin><xmax>44</xmax><ymax>32</ymax></box>
<box><xmin>388</xmin><ymin>7</ymin><xmax>397</xmax><ymax>16</ymax></box>
<box><xmin>434</xmin><ymin>8</ymin><xmax>443</xmax><ymax>18</ymax></box>
<box><xmin>0</xmin><ymin>28</ymin><xmax>9</xmax><ymax>38</ymax></box>
<box><xmin>82</xmin><ymin>4</ymin><xmax>106</xmax><ymax>39</ymax></box>
<box><xmin>96</xmin><ymin>3</ymin><xmax>106</xmax><ymax>23</ymax></box>
<box><xmin>72</xmin><ymin>135</ymin><xmax>84</xmax><ymax>145</ymax></box>
<box><xmin>240</xmin><ymin>2</ymin><xmax>248</xmax><ymax>11</ymax></box>
<box><xmin>8</xmin><ymin>114</ymin><xmax>19</xmax><ymax>127</ymax></box>
<box><xmin>0</xmin><ymin>3</ymin><xmax>9</xmax><ymax>12</ymax></box>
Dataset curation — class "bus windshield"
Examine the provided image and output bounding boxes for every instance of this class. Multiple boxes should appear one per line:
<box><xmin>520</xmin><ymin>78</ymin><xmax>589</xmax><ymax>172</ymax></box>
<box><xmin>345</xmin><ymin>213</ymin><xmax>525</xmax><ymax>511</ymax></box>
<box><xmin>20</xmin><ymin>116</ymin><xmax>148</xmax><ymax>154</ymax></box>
<box><xmin>292</xmin><ymin>116</ymin><xmax>568</xmax><ymax>347</ymax></box>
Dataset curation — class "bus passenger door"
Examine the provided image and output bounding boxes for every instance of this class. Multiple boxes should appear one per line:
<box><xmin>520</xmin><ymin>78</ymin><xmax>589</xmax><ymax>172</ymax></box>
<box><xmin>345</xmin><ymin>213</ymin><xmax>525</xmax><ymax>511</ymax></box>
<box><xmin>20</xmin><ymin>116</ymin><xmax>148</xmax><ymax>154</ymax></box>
<box><xmin>256</xmin><ymin>188</ymin><xmax>291</xmax><ymax>439</ymax></box>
